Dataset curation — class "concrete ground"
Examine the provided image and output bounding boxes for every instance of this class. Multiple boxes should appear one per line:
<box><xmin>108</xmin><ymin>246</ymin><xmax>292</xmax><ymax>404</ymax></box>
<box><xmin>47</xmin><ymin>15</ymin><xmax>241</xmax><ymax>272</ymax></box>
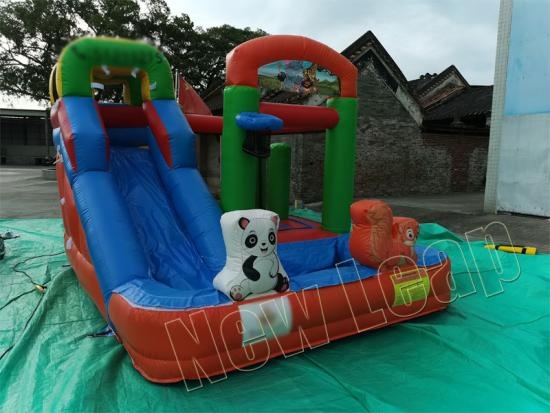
<box><xmin>381</xmin><ymin>193</ymin><xmax>550</xmax><ymax>254</ymax></box>
<box><xmin>0</xmin><ymin>167</ymin><xmax>60</xmax><ymax>219</ymax></box>
<box><xmin>1</xmin><ymin>167</ymin><xmax>549</xmax><ymax>253</ymax></box>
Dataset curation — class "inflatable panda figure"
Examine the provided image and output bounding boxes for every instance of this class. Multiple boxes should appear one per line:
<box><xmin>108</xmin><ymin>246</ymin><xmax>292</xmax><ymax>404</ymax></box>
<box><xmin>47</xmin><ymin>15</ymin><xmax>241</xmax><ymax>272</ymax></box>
<box><xmin>213</xmin><ymin>209</ymin><xmax>290</xmax><ymax>301</ymax></box>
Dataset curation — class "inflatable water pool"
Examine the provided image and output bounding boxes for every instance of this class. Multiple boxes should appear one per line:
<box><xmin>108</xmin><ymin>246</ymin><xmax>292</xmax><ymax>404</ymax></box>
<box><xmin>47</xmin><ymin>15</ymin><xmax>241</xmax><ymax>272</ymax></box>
<box><xmin>50</xmin><ymin>36</ymin><xmax>451</xmax><ymax>383</ymax></box>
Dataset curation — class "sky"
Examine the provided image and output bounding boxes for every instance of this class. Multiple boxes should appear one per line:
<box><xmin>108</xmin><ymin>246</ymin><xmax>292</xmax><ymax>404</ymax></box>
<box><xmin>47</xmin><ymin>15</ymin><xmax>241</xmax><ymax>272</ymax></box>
<box><xmin>169</xmin><ymin>0</ymin><xmax>500</xmax><ymax>84</ymax></box>
<box><xmin>1</xmin><ymin>0</ymin><xmax>500</xmax><ymax>109</ymax></box>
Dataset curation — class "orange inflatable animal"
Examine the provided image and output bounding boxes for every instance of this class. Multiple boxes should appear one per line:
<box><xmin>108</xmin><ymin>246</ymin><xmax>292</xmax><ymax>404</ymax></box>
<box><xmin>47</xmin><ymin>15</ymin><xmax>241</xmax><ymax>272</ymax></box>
<box><xmin>349</xmin><ymin>199</ymin><xmax>419</xmax><ymax>269</ymax></box>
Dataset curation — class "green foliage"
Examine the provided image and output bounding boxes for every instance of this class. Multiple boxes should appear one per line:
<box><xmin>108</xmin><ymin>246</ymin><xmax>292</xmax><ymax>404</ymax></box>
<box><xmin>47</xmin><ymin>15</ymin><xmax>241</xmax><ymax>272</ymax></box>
<box><xmin>193</xmin><ymin>24</ymin><xmax>267</xmax><ymax>92</ymax></box>
<box><xmin>0</xmin><ymin>0</ymin><xmax>266</xmax><ymax>103</ymax></box>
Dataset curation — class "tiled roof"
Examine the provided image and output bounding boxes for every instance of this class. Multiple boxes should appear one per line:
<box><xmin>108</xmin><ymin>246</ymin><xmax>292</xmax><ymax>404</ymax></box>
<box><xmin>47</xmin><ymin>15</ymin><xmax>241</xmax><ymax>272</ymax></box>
<box><xmin>424</xmin><ymin>85</ymin><xmax>493</xmax><ymax>121</ymax></box>
<box><xmin>342</xmin><ymin>30</ymin><xmax>420</xmax><ymax>103</ymax></box>
<box><xmin>408</xmin><ymin>74</ymin><xmax>438</xmax><ymax>94</ymax></box>
<box><xmin>342</xmin><ymin>31</ymin><xmax>409</xmax><ymax>87</ymax></box>
<box><xmin>409</xmin><ymin>65</ymin><xmax>469</xmax><ymax>98</ymax></box>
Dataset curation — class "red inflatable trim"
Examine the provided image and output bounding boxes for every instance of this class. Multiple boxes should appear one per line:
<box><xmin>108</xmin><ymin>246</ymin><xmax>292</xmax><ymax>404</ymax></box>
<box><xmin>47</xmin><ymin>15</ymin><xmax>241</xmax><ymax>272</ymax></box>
<box><xmin>50</xmin><ymin>101</ymin><xmax>60</xmax><ymax>129</ymax></box>
<box><xmin>261</xmin><ymin>102</ymin><xmax>339</xmax><ymax>133</ymax></box>
<box><xmin>178</xmin><ymin>76</ymin><xmax>213</xmax><ymax>116</ymax></box>
<box><xmin>98</xmin><ymin>105</ymin><xmax>148</xmax><ymax>128</ymax></box>
<box><xmin>108</xmin><ymin>259</ymin><xmax>451</xmax><ymax>382</ymax></box>
<box><xmin>57</xmin><ymin>99</ymin><xmax>78</xmax><ymax>171</ymax></box>
<box><xmin>94</xmin><ymin>101</ymin><xmax>110</xmax><ymax>163</ymax></box>
<box><xmin>185</xmin><ymin>114</ymin><xmax>223</xmax><ymax>134</ymax></box>
<box><xmin>185</xmin><ymin>103</ymin><xmax>339</xmax><ymax>135</ymax></box>
<box><xmin>95</xmin><ymin>102</ymin><xmax>339</xmax><ymax>137</ymax></box>
<box><xmin>143</xmin><ymin>101</ymin><xmax>173</xmax><ymax>167</ymax></box>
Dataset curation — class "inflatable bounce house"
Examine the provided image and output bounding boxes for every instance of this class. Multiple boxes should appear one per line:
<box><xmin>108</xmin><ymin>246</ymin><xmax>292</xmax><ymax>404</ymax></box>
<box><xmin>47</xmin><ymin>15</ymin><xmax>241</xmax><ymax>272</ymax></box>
<box><xmin>50</xmin><ymin>35</ymin><xmax>451</xmax><ymax>383</ymax></box>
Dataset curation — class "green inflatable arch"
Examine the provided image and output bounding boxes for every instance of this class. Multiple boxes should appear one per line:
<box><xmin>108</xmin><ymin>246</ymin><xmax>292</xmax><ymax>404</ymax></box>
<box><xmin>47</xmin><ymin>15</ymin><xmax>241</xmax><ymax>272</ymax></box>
<box><xmin>53</xmin><ymin>37</ymin><xmax>174</xmax><ymax>103</ymax></box>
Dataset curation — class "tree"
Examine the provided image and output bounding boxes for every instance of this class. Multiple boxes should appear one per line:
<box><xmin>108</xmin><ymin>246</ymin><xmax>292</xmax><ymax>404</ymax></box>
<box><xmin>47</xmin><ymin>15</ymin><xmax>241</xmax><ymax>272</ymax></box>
<box><xmin>189</xmin><ymin>25</ymin><xmax>267</xmax><ymax>92</ymax></box>
<box><xmin>0</xmin><ymin>0</ymin><xmax>84</xmax><ymax>101</ymax></box>
<box><xmin>0</xmin><ymin>0</ymin><xmax>266</xmax><ymax>104</ymax></box>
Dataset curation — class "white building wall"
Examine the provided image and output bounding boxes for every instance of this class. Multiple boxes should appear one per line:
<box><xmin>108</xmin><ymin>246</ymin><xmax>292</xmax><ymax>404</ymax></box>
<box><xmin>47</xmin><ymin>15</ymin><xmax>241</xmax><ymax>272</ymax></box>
<box><xmin>485</xmin><ymin>0</ymin><xmax>550</xmax><ymax>216</ymax></box>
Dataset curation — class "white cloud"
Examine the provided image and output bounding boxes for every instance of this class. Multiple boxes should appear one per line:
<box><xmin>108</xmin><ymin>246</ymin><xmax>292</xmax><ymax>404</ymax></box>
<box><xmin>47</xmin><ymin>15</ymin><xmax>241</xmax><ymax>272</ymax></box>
<box><xmin>0</xmin><ymin>94</ymin><xmax>46</xmax><ymax>110</ymax></box>
<box><xmin>1</xmin><ymin>0</ymin><xmax>499</xmax><ymax>109</ymax></box>
<box><xmin>169</xmin><ymin>0</ymin><xmax>499</xmax><ymax>84</ymax></box>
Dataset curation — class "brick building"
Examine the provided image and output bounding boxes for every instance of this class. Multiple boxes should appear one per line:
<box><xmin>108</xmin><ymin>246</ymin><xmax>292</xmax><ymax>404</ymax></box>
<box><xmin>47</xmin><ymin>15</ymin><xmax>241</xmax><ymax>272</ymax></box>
<box><xmin>200</xmin><ymin>31</ymin><xmax>492</xmax><ymax>203</ymax></box>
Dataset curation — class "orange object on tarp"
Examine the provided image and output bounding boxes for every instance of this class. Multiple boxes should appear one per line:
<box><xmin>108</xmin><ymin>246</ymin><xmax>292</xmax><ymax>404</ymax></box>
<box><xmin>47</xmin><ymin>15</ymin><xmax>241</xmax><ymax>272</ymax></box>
<box><xmin>349</xmin><ymin>200</ymin><xmax>419</xmax><ymax>269</ymax></box>
<box><xmin>177</xmin><ymin>76</ymin><xmax>212</xmax><ymax>115</ymax></box>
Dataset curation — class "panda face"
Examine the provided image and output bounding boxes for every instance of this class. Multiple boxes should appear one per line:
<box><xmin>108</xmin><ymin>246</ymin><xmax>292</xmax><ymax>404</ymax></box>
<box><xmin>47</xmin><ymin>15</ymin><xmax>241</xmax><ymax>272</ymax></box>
<box><xmin>239</xmin><ymin>217</ymin><xmax>277</xmax><ymax>257</ymax></box>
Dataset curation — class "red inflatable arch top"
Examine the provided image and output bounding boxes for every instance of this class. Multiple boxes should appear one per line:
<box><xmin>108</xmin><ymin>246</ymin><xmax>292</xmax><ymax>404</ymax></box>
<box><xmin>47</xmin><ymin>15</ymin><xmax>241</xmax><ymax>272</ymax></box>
<box><xmin>225</xmin><ymin>35</ymin><xmax>358</xmax><ymax>98</ymax></box>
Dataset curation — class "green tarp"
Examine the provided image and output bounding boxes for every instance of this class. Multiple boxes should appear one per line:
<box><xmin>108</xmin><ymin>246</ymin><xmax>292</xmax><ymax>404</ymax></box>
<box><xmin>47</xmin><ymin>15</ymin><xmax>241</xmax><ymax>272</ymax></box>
<box><xmin>0</xmin><ymin>218</ymin><xmax>548</xmax><ymax>412</ymax></box>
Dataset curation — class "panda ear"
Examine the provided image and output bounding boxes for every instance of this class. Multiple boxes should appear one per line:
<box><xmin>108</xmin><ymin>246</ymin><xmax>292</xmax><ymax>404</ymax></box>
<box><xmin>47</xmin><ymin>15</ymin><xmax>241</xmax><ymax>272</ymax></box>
<box><xmin>271</xmin><ymin>215</ymin><xmax>279</xmax><ymax>226</ymax></box>
<box><xmin>238</xmin><ymin>217</ymin><xmax>250</xmax><ymax>230</ymax></box>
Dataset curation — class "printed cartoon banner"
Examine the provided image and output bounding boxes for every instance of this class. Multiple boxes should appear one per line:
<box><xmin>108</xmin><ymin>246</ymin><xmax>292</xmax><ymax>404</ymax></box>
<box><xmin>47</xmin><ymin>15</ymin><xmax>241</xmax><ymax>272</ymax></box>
<box><xmin>258</xmin><ymin>60</ymin><xmax>340</xmax><ymax>97</ymax></box>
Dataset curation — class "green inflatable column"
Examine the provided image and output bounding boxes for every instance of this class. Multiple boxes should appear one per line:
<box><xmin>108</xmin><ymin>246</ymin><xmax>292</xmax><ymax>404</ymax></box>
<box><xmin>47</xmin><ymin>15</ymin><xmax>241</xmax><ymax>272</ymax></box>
<box><xmin>266</xmin><ymin>142</ymin><xmax>291</xmax><ymax>219</ymax></box>
<box><xmin>220</xmin><ymin>86</ymin><xmax>260</xmax><ymax>211</ymax></box>
<box><xmin>322</xmin><ymin>97</ymin><xmax>358</xmax><ymax>233</ymax></box>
